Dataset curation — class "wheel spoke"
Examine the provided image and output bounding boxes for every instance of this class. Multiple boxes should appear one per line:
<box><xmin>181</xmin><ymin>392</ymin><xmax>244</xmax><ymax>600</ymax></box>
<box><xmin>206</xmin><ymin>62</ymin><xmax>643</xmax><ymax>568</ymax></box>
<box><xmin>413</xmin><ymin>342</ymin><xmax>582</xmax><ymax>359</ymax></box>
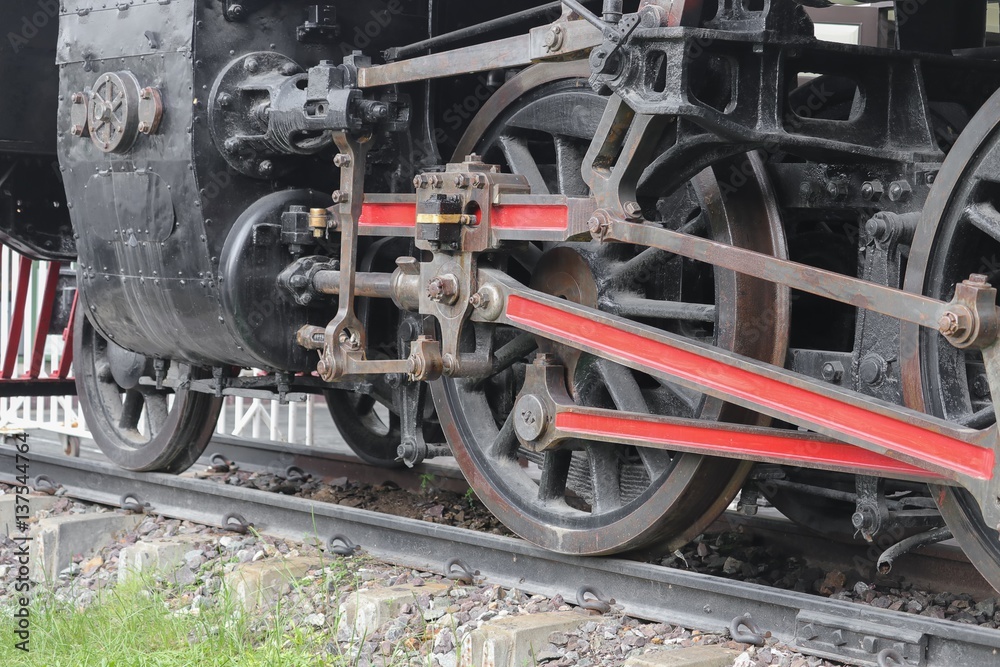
<box><xmin>493</xmin><ymin>333</ymin><xmax>537</xmax><ymax>375</ymax></box>
<box><xmin>497</xmin><ymin>134</ymin><xmax>550</xmax><ymax>195</ymax></box>
<box><xmin>614</xmin><ymin>297</ymin><xmax>716</xmax><ymax>322</ymax></box>
<box><xmin>490</xmin><ymin>410</ymin><xmax>520</xmax><ymax>460</ymax></box>
<box><xmin>118</xmin><ymin>390</ymin><xmax>144</xmax><ymax>431</ymax></box>
<box><xmin>508</xmin><ymin>243</ymin><xmax>543</xmax><ymax>271</ymax></box>
<box><xmin>965</xmin><ymin>202</ymin><xmax>1000</xmax><ymax>244</ymax></box>
<box><xmin>143</xmin><ymin>391</ymin><xmax>170</xmax><ymax>434</ymax></box>
<box><xmin>537</xmin><ymin>449</ymin><xmax>573</xmax><ymax>501</ymax></box>
<box><xmin>596</xmin><ymin>359</ymin><xmax>672</xmax><ymax>479</ymax></box>
<box><xmin>553</xmin><ymin>136</ymin><xmax>589</xmax><ymax>196</ymax></box>
<box><xmin>587</xmin><ymin>443</ymin><xmax>622</xmax><ymax>513</ymax></box>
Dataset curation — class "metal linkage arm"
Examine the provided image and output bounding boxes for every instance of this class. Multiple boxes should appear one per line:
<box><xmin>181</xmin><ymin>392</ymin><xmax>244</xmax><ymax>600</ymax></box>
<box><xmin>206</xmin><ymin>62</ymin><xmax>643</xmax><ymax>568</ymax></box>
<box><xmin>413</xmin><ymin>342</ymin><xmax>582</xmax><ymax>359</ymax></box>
<box><xmin>590</xmin><ymin>212</ymin><xmax>1000</xmax><ymax>350</ymax></box>
<box><xmin>472</xmin><ymin>268</ymin><xmax>1000</xmax><ymax>530</ymax></box>
<box><xmin>513</xmin><ymin>356</ymin><xmax>950</xmax><ymax>485</ymax></box>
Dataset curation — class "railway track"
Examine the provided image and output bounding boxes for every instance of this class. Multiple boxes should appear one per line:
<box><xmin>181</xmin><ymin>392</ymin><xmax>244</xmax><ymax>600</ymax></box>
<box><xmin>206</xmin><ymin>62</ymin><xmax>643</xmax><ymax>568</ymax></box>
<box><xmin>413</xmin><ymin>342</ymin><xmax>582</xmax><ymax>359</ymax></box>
<box><xmin>4</xmin><ymin>433</ymin><xmax>999</xmax><ymax>667</ymax></box>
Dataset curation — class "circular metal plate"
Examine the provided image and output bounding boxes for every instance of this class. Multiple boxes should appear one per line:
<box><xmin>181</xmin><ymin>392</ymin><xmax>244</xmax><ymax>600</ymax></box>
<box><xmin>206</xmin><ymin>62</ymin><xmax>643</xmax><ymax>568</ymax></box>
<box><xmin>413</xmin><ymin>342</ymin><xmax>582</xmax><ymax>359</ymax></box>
<box><xmin>88</xmin><ymin>71</ymin><xmax>142</xmax><ymax>153</ymax></box>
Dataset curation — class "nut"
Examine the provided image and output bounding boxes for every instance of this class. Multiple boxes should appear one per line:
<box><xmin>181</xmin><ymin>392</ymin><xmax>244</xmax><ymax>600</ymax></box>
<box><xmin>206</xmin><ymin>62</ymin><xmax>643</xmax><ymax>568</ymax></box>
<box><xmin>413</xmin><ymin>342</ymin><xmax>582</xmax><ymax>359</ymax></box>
<box><xmin>334</xmin><ymin>153</ymin><xmax>352</xmax><ymax>168</ymax></box>
<box><xmin>623</xmin><ymin>201</ymin><xmax>643</xmax><ymax>220</ymax></box>
<box><xmin>331</xmin><ymin>190</ymin><xmax>350</xmax><ymax>204</ymax></box>
<box><xmin>427</xmin><ymin>274</ymin><xmax>460</xmax><ymax>305</ymax></box>
<box><xmin>820</xmin><ymin>361</ymin><xmax>844</xmax><ymax>383</ymax></box>
<box><xmin>888</xmin><ymin>180</ymin><xmax>912</xmax><ymax>202</ymax></box>
<box><xmin>860</xmin><ymin>180</ymin><xmax>884</xmax><ymax>202</ymax></box>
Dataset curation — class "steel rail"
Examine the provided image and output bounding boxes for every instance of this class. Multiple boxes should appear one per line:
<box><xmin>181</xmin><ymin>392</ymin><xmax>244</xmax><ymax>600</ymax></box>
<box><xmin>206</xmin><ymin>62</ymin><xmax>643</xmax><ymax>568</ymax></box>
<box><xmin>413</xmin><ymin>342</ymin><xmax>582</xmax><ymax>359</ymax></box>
<box><xmin>4</xmin><ymin>439</ymin><xmax>1000</xmax><ymax>667</ymax></box>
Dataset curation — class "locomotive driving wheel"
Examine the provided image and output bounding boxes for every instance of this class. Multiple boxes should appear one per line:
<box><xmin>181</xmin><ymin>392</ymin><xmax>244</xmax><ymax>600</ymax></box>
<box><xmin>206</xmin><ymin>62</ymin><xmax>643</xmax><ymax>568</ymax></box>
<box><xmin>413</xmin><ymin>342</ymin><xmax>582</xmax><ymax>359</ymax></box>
<box><xmin>903</xmin><ymin>87</ymin><xmax>1000</xmax><ymax>591</ymax></box>
<box><xmin>431</xmin><ymin>63</ymin><xmax>790</xmax><ymax>555</ymax></box>
<box><xmin>74</xmin><ymin>310</ymin><xmax>222</xmax><ymax>473</ymax></box>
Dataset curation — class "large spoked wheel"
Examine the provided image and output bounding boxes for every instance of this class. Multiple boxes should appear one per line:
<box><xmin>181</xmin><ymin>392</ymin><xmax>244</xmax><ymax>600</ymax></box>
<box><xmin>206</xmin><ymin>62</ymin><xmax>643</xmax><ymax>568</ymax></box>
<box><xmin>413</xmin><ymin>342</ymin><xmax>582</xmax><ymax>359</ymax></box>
<box><xmin>74</xmin><ymin>309</ymin><xmax>222</xmax><ymax>473</ymax></box>
<box><xmin>903</xmin><ymin>88</ymin><xmax>1000</xmax><ymax>591</ymax></box>
<box><xmin>431</xmin><ymin>63</ymin><xmax>790</xmax><ymax>556</ymax></box>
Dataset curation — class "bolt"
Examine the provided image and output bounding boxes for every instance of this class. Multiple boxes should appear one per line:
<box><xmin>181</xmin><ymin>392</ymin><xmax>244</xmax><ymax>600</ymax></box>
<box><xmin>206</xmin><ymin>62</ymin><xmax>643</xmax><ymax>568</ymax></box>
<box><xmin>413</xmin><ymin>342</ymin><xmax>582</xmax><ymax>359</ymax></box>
<box><xmin>429</xmin><ymin>174</ymin><xmax>444</xmax><ymax>189</ymax></box>
<box><xmin>140</xmin><ymin>87</ymin><xmax>152</xmax><ymax>100</ymax></box>
<box><xmin>338</xmin><ymin>329</ymin><xmax>361</xmax><ymax>350</ymax></box>
<box><xmin>799</xmin><ymin>182</ymin><xmax>815</xmax><ymax>199</ymax></box>
<box><xmin>226</xmin><ymin>3</ymin><xmax>245</xmax><ymax>20</ymax></box>
<box><xmin>826</xmin><ymin>179</ymin><xmax>847</xmax><ymax>200</ymax></box>
<box><xmin>71</xmin><ymin>92</ymin><xmax>85</xmax><ymax>104</ymax></box>
<box><xmin>469</xmin><ymin>290</ymin><xmax>489</xmax><ymax>309</ymax></box>
<box><xmin>427</xmin><ymin>274</ymin><xmax>460</xmax><ymax>304</ymax></box>
<box><xmin>820</xmin><ymin>360</ymin><xmax>844</xmax><ymax>383</ymax></box>
<box><xmin>623</xmin><ymin>201</ymin><xmax>643</xmax><ymax>220</ymax></box>
<box><xmin>859</xmin><ymin>355</ymin><xmax>885</xmax><ymax>386</ymax></box>
<box><xmin>71</xmin><ymin>124</ymin><xmax>85</xmax><ymax>137</ymax></box>
<box><xmin>454</xmin><ymin>174</ymin><xmax>471</xmax><ymax>189</ymax></box>
<box><xmin>860</xmin><ymin>180</ymin><xmax>884</xmax><ymax>202</ymax></box>
<box><xmin>223</xmin><ymin>137</ymin><xmax>241</xmax><ymax>152</ymax></box>
<box><xmin>413</xmin><ymin>175</ymin><xmax>428</xmax><ymax>189</ymax></box>
<box><xmin>938</xmin><ymin>311</ymin><xmax>966</xmax><ymax>337</ymax></box>
<box><xmin>258</xmin><ymin>160</ymin><xmax>274</xmax><ymax>177</ymax></box>
<box><xmin>332</xmin><ymin>190</ymin><xmax>350</xmax><ymax>204</ymax></box>
<box><xmin>138</xmin><ymin>121</ymin><xmax>151</xmax><ymax>133</ymax></box>
<box><xmin>472</xmin><ymin>174</ymin><xmax>487</xmax><ymax>189</ymax></box>
<box><xmin>334</xmin><ymin>153</ymin><xmax>352</xmax><ymax>168</ymax></box>
<box><xmin>543</xmin><ymin>25</ymin><xmax>564</xmax><ymax>52</ymax></box>
<box><xmin>289</xmin><ymin>274</ymin><xmax>309</xmax><ymax>288</ymax></box>
<box><xmin>244</xmin><ymin>56</ymin><xmax>259</xmax><ymax>74</ymax></box>
<box><xmin>280</xmin><ymin>62</ymin><xmax>298</xmax><ymax>76</ymax></box>
<box><xmin>888</xmin><ymin>180</ymin><xmax>912</xmax><ymax>202</ymax></box>
<box><xmin>217</xmin><ymin>92</ymin><xmax>232</xmax><ymax>108</ymax></box>
<box><xmin>925</xmin><ymin>171</ymin><xmax>937</xmax><ymax>185</ymax></box>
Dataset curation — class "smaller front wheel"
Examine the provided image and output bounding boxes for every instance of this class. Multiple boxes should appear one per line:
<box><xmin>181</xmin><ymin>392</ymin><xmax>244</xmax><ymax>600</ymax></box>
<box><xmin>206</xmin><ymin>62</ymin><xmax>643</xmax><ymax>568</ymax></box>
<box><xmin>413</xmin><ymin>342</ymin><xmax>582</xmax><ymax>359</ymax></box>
<box><xmin>74</xmin><ymin>311</ymin><xmax>222</xmax><ymax>473</ymax></box>
<box><xmin>324</xmin><ymin>390</ymin><xmax>404</xmax><ymax>468</ymax></box>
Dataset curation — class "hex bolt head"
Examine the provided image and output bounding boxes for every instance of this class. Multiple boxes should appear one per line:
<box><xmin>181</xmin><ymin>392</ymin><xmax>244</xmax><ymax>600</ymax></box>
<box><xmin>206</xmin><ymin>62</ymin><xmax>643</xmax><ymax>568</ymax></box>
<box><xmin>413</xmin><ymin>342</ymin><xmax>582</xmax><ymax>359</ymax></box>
<box><xmin>820</xmin><ymin>361</ymin><xmax>844</xmax><ymax>383</ymax></box>
<box><xmin>258</xmin><ymin>160</ymin><xmax>274</xmax><ymax>177</ymax></box>
<box><xmin>331</xmin><ymin>190</ymin><xmax>350</xmax><ymax>204</ymax></box>
<box><xmin>454</xmin><ymin>174</ymin><xmax>471</xmax><ymax>189</ymax></box>
<box><xmin>427</xmin><ymin>274</ymin><xmax>460</xmax><ymax>304</ymax></box>
<box><xmin>138</xmin><ymin>121</ymin><xmax>151</xmax><ymax>134</ymax></box>
<box><xmin>623</xmin><ymin>201</ymin><xmax>643</xmax><ymax>220</ymax></box>
<box><xmin>70</xmin><ymin>124</ymin><xmax>85</xmax><ymax>137</ymax></box>
<box><xmin>938</xmin><ymin>311</ymin><xmax>967</xmax><ymax>338</ymax></box>
<box><xmin>280</xmin><ymin>62</ymin><xmax>299</xmax><ymax>76</ymax></box>
<box><xmin>861</xmin><ymin>180</ymin><xmax>884</xmax><ymax>202</ymax></box>
<box><xmin>859</xmin><ymin>355</ymin><xmax>885</xmax><ymax>386</ymax></box>
<box><xmin>217</xmin><ymin>92</ymin><xmax>232</xmax><ymax>108</ymax></box>
<box><xmin>139</xmin><ymin>87</ymin><xmax>152</xmax><ymax>100</ymax></box>
<box><xmin>888</xmin><ymin>180</ymin><xmax>912</xmax><ymax>202</ymax></box>
<box><xmin>71</xmin><ymin>92</ymin><xmax>86</xmax><ymax>104</ymax></box>
<box><xmin>334</xmin><ymin>153</ymin><xmax>352</xmax><ymax>168</ymax></box>
<box><xmin>243</xmin><ymin>56</ymin><xmax>259</xmax><ymax>74</ymax></box>
<box><xmin>826</xmin><ymin>180</ymin><xmax>847</xmax><ymax>200</ymax></box>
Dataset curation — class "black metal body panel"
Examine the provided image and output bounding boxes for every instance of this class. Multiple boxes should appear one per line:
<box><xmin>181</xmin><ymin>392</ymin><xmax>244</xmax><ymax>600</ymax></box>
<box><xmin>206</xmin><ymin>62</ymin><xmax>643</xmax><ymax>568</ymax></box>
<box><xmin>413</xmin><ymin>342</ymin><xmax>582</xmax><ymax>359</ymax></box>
<box><xmin>56</xmin><ymin>0</ymin><xmax>422</xmax><ymax>368</ymax></box>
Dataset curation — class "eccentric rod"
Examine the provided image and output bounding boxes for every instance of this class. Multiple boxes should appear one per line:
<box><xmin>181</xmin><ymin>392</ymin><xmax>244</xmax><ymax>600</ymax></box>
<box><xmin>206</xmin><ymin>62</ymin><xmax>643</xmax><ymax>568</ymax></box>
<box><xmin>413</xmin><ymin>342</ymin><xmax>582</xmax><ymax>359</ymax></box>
<box><xmin>386</xmin><ymin>1</ymin><xmax>597</xmax><ymax>61</ymax></box>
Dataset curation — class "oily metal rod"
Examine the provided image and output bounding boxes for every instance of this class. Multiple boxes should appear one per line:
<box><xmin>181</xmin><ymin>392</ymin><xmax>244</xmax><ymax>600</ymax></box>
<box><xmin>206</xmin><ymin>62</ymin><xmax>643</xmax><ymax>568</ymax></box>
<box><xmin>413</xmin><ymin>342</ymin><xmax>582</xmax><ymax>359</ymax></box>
<box><xmin>387</xmin><ymin>2</ymin><xmax>580</xmax><ymax>61</ymax></box>
<box><xmin>313</xmin><ymin>270</ymin><xmax>394</xmax><ymax>299</ymax></box>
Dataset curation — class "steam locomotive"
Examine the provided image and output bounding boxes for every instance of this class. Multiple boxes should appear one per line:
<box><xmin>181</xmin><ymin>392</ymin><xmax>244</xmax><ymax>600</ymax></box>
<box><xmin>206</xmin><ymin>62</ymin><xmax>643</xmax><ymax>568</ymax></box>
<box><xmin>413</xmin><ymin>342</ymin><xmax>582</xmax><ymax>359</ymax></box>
<box><xmin>6</xmin><ymin>0</ymin><xmax>1000</xmax><ymax>590</ymax></box>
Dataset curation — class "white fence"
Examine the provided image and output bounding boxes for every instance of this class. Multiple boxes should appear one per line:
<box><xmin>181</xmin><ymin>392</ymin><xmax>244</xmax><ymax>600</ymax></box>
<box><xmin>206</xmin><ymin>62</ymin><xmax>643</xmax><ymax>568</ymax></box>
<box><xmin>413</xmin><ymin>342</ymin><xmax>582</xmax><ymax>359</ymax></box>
<box><xmin>1</xmin><ymin>243</ymin><xmax>318</xmax><ymax>445</ymax></box>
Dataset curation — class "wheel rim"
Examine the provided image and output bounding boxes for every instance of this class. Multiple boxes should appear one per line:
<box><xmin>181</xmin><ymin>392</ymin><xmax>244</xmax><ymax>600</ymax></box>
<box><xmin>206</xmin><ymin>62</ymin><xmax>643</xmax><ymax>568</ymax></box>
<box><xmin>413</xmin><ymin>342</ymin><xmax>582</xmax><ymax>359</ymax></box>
<box><xmin>902</xmin><ymin>87</ymin><xmax>1000</xmax><ymax>590</ymax></box>
<box><xmin>433</xmin><ymin>64</ymin><xmax>790</xmax><ymax>555</ymax></box>
<box><xmin>74</xmin><ymin>309</ymin><xmax>221</xmax><ymax>473</ymax></box>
